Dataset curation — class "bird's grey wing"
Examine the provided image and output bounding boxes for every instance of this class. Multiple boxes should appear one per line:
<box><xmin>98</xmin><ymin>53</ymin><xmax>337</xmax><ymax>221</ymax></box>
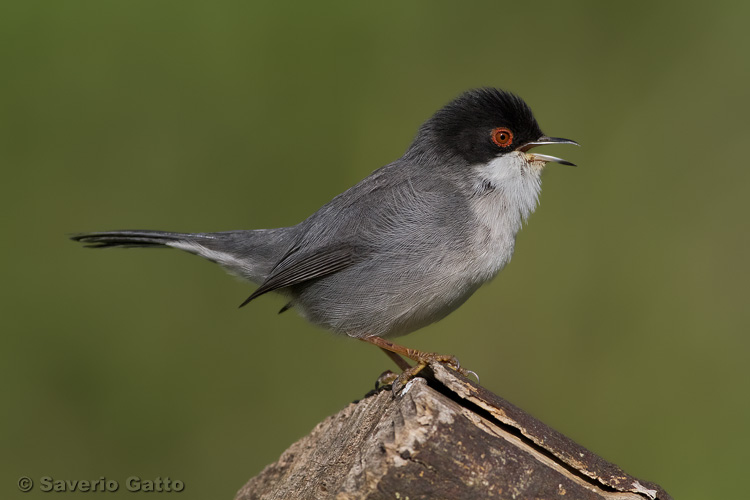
<box><xmin>238</xmin><ymin>243</ymin><xmax>364</xmax><ymax>307</ymax></box>
<box><xmin>239</xmin><ymin>159</ymin><xmax>441</xmax><ymax>308</ymax></box>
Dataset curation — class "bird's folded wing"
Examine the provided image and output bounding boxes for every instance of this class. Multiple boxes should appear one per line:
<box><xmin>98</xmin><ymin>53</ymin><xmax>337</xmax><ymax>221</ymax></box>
<box><xmin>239</xmin><ymin>244</ymin><xmax>361</xmax><ymax>307</ymax></box>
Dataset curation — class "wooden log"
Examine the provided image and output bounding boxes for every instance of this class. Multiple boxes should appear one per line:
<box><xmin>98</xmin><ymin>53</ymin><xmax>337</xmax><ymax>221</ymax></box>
<box><xmin>236</xmin><ymin>363</ymin><xmax>672</xmax><ymax>500</ymax></box>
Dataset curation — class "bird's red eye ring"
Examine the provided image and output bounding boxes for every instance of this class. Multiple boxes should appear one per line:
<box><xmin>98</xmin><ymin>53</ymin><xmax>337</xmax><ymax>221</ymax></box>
<box><xmin>491</xmin><ymin>127</ymin><xmax>514</xmax><ymax>148</ymax></box>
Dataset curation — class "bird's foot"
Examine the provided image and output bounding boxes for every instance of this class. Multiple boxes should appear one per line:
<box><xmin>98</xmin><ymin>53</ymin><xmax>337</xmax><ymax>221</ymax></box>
<box><xmin>360</xmin><ymin>336</ymin><xmax>479</xmax><ymax>390</ymax></box>
<box><xmin>412</xmin><ymin>351</ymin><xmax>465</xmax><ymax>375</ymax></box>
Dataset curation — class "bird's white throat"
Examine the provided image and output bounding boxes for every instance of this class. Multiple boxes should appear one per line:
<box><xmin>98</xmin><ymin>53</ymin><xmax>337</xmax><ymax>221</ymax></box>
<box><xmin>473</xmin><ymin>152</ymin><xmax>542</xmax><ymax>222</ymax></box>
<box><xmin>469</xmin><ymin>152</ymin><xmax>543</xmax><ymax>280</ymax></box>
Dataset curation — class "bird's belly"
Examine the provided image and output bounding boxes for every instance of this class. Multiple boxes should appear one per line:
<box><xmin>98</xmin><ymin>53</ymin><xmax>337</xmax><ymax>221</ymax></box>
<box><xmin>291</xmin><ymin>261</ymin><xmax>484</xmax><ymax>339</ymax></box>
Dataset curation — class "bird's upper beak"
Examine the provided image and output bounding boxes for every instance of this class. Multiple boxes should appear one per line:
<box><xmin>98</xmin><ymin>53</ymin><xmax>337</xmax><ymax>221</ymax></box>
<box><xmin>518</xmin><ymin>136</ymin><xmax>579</xmax><ymax>166</ymax></box>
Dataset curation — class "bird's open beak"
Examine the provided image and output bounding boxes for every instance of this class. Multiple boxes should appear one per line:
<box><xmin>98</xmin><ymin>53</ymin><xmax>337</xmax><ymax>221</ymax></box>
<box><xmin>518</xmin><ymin>136</ymin><xmax>579</xmax><ymax>166</ymax></box>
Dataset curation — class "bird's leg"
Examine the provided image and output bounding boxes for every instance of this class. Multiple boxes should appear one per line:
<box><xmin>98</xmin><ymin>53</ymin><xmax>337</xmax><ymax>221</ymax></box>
<box><xmin>372</xmin><ymin>348</ymin><xmax>412</xmax><ymax>388</ymax></box>
<box><xmin>378</xmin><ymin>347</ymin><xmax>412</xmax><ymax>371</ymax></box>
<box><xmin>360</xmin><ymin>336</ymin><xmax>470</xmax><ymax>382</ymax></box>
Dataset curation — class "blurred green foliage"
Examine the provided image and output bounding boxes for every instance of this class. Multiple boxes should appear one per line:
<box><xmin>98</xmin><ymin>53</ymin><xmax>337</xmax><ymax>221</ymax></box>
<box><xmin>2</xmin><ymin>1</ymin><xmax>748</xmax><ymax>498</ymax></box>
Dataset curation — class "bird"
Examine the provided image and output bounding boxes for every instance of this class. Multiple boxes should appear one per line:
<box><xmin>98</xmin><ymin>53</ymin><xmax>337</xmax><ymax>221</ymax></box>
<box><xmin>72</xmin><ymin>88</ymin><xmax>578</xmax><ymax>380</ymax></box>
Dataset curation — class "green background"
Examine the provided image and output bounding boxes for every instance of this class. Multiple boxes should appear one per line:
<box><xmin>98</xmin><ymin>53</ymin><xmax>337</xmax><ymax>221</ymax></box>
<box><xmin>3</xmin><ymin>1</ymin><xmax>748</xmax><ymax>498</ymax></box>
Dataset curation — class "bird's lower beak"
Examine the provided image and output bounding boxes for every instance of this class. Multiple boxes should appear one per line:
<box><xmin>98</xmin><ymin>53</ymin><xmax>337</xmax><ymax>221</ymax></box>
<box><xmin>518</xmin><ymin>136</ymin><xmax>579</xmax><ymax>166</ymax></box>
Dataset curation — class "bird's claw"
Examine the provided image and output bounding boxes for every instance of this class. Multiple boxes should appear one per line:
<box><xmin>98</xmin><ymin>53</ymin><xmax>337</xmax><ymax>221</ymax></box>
<box><xmin>465</xmin><ymin>369</ymin><xmax>480</xmax><ymax>384</ymax></box>
<box><xmin>375</xmin><ymin>370</ymin><xmax>399</xmax><ymax>389</ymax></box>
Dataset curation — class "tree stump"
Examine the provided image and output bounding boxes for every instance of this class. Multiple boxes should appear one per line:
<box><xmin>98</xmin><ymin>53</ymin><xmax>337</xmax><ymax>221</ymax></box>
<box><xmin>235</xmin><ymin>363</ymin><xmax>672</xmax><ymax>500</ymax></box>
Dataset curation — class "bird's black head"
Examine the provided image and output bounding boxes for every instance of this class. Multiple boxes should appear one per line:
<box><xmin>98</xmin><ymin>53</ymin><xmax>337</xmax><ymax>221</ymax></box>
<box><xmin>407</xmin><ymin>88</ymin><xmax>545</xmax><ymax>165</ymax></box>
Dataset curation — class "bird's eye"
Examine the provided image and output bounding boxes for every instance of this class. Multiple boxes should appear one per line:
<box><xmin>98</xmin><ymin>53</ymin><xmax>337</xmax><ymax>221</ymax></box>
<box><xmin>491</xmin><ymin>127</ymin><xmax>514</xmax><ymax>148</ymax></box>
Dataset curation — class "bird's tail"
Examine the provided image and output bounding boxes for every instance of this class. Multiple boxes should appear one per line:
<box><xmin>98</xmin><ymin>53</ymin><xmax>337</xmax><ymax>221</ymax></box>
<box><xmin>71</xmin><ymin>230</ymin><xmax>191</xmax><ymax>248</ymax></box>
<box><xmin>71</xmin><ymin>228</ymin><xmax>293</xmax><ymax>284</ymax></box>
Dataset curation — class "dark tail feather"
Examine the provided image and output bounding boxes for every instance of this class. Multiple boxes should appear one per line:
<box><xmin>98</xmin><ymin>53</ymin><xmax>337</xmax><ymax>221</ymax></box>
<box><xmin>70</xmin><ymin>230</ymin><xmax>190</xmax><ymax>248</ymax></box>
<box><xmin>70</xmin><ymin>227</ymin><xmax>295</xmax><ymax>285</ymax></box>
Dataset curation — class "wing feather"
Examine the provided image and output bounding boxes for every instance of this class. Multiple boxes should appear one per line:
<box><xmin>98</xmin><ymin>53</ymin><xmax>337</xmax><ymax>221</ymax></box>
<box><xmin>239</xmin><ymin>244</ymin><xmax>361</xmax><ymax>307</ymax></box>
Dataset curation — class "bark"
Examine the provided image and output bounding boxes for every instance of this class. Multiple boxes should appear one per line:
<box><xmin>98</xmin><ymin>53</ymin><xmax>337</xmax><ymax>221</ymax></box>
<box><xmin>236</xmin><ymin>363</ymin><xmax>672</xmax><ymax>500</ymax></box>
